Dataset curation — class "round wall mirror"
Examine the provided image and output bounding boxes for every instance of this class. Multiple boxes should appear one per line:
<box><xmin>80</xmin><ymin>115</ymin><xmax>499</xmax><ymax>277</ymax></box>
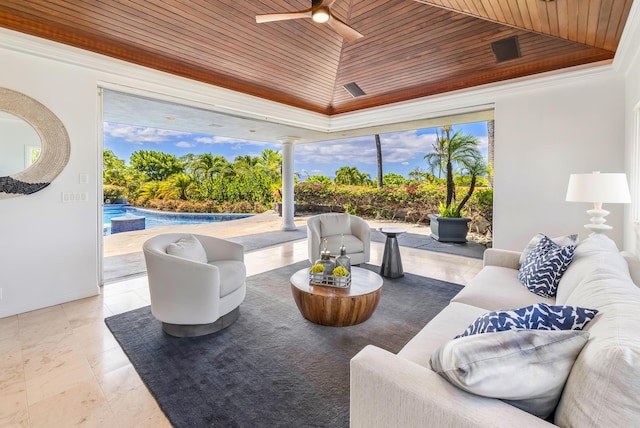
<box><xmin>0</xmin><ymin>87</ymin><xmax>70</xmax><ymax>199</ymax></box>
<box><xmin>0</xmin><ymin>111</ymin><xmax>42</xmax><ymax>176</ymax></box>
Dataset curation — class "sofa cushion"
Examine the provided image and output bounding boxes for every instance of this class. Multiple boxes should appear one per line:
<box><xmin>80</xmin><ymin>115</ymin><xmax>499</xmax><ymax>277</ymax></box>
<box><xmin>555</xmin><ymin>233</ymin><xmax>626</xmax><ymax>305</ymax></box>
<box><xmin>519</xmin><ymin>233</ymin><xmax>578</xmax><ymax>266</ymax></box>
<box><xmin>208</xmin><ymin>260</ymin><xmax>246</xmax><ymax>297</ymax></box>
<box><xmin>320</xmin><ymin>214</ymin><xmax>351</xmax><ymax>237</ymax></box>
<box><xmin>398</xmin><ymin>302</ymin><xmax>489</xmax><ymax>367</ymax></box>
<box><xmin>451</xmin><ymin>266</ymin><xmax>554</xmax><ymax>311</ymax></box>
<box><xmin>518</xmin><ymin>235</ymin><xmax>575</xmax><ymax>297</ymax></box>
<box><xmin>166</xmin><ymin>234</ymin><xmax>208</xmax><ymax>263</ymax></box>
<box><xmin>455</xmin><ymin>303</ymin><xmax>598</xmax><ymax>338</ymax></box>
<box><xmin>554</xmin><ymin>251</ymin><xmax>640</xmax><ymax>427</ymax></box>
<box><xmin>430</xmin><ymin>329</ymin><xmax>589</xmax><ymax>419</ymax></box>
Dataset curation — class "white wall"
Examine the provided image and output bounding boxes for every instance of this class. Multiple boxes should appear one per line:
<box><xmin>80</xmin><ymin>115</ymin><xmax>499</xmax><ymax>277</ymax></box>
<box><xmin>0</xmin><ymin>47</ymin><xmax>101</xmax><ymax>317</ymax></box>
<box><xmin>493</xmin><ymin>72</ymin><xmax>627</xmax><ymax>250</ymax></box>
<box><xmin>624</xmin><ymin>33</ymin><xmax>640</xmax><ymax>255</ymax></box>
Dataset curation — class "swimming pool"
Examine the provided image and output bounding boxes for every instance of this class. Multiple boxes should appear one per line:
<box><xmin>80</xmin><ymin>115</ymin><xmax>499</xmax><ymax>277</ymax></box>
<box><xmin>103</xmin><ymin>205</ymin><xmax>253</xmax><ymax>235</ymax></box>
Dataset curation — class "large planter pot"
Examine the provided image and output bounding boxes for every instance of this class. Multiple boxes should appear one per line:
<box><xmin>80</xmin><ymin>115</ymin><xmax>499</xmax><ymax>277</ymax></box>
<box><xmin>428</xmin><ymin>214</ymin><xmax>471</xmax><ymax>243</ymax></box>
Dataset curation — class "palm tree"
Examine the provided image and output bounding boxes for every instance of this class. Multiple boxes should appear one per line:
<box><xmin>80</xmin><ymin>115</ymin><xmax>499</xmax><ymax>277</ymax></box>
<box><xmin>154</xmin><ymin>173</ymin><xmax>193</xmax><ymax>201</ymax></box>
<box><xmin>334</xmin><ymin>166</ymin><xmax>371</xmax><ymax>186</ymax></box>
<box><xmin>424</xmin><ymin>126</ymin><xmax>483</xmax><ymax>215</ymax></box>
<box><xmin>487</xmin><ymin>119</ymin><xmax>495</xmax><ymax>188</ymax></box>
<box><xmin>257</xmin><ymin>149</ymin><xmax>282</xmax><ymax>181</ymax></box>
<box><xmin>233</xmin><ymin>155</ymin><xmax>258</xmax><ymax>176</ymax></box>
<box><xmin>453</xmin><ymin>154</ymin><xmax>486</xmax><ymax>217</ymax></box>
<box><xmin>375</xmin><ymin>134</ymin><xmax>383</xmax><ymax>188</ymax></box>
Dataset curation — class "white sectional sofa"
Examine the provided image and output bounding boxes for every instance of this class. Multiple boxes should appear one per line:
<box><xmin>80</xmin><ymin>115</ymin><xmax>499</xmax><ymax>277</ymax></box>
<box><xmin>350</xmin><ymin>234</ymin><xmax>640</xmax><ymax>427</ymax></box>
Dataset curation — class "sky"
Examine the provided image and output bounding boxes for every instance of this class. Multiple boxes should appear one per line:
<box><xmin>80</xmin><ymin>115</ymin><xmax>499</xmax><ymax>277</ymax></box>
<box><xmin>103</xmin><ymin>121</ymin><xmax>489</xmax><ymax>180</ymax></box>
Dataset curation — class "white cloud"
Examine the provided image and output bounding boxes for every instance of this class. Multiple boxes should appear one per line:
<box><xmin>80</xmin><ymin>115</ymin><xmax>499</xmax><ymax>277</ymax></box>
<box><xmin>104</xmin><ymin>122</ymin><xmax>188</xmax><ymax>144</ymax></box>
<box><xmin>195</xmin><ymin>137</ymin><xmax>215</xmax><ymax>144</ymax></box>
<box><xmin>175</xmin><ymin>141</ymin><xmax>195</xmax><ymax>148</ymax></box>
<box><xmin>295</xmin><ymin>131</ymin><xmax>438</xmax><ymax>166</ymax></box>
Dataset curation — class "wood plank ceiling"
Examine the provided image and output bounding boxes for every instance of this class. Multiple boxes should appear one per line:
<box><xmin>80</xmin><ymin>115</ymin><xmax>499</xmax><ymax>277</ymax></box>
<box><xmin>0</xmin><ymin>0</ymin><xmax>632</xmax><ymax>115</ymax></box>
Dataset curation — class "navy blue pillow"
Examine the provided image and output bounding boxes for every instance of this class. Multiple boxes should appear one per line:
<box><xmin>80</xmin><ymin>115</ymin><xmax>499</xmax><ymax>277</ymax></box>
<box><xmin>518</xmin><ymin>235</ymin><xmax>575</xmax><ymax>297</ymax></box>
<box><xmin>455</xmin><ymin>303</ymin><xmax>598</xmax><ymax>338</ymax></box>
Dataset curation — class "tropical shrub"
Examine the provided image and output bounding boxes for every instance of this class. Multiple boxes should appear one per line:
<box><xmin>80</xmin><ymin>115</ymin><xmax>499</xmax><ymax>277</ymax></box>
<box><xmin>293</xmin><ymin>181</ymin><xmax>492</xmax><ymax>232</ymax></box>
<box><xmin>103</xmin><ymin>184</ymin><xmax>125</xmax><ymax>201</ymax></box>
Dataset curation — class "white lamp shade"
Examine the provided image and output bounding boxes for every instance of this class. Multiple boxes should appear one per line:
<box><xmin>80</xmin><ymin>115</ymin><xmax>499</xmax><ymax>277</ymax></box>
<box><xmin>565</xmin><ymin>172</ymin><xmax>631</xmax><ymax>203</ymax></box>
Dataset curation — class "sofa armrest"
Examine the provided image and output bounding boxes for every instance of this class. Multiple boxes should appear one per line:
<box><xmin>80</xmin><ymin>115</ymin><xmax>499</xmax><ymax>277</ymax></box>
<box><xmin>483</xmin><ymin>248</ymin><xmax>522</xmax><ymax>269</ymax></box>
<box><xmin>350</xmin><ymin>345</ymin><xmax>555</xmax><ymax>428</ymax></box>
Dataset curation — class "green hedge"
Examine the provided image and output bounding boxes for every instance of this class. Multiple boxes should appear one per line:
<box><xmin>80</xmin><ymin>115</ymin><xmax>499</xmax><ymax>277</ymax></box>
<box><xmin>295</xmin><ymin>182</ymin><xmax>493</xmax><ymax>230</ymax></box>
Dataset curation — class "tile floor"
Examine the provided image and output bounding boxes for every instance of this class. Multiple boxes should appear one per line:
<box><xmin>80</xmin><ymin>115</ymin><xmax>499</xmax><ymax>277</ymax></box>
<box><xmin>0</xmin><ymin>238</ymin><xmax>483</xmax><ymax>427</ymax></box>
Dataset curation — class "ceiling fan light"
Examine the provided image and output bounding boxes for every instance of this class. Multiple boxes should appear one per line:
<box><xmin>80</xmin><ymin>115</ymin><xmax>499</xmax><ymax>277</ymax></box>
<box><xmin>312</xmin><ymin>7</ymin><xmax>330</xmax><ymax>23</ymax></box>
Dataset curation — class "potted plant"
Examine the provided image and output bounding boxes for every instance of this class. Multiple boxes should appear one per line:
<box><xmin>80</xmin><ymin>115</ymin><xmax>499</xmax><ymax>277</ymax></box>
<box><xmin>425</xmin><ymin>126</ymin><xmax>486</xmax><ymax>242</ymax></box>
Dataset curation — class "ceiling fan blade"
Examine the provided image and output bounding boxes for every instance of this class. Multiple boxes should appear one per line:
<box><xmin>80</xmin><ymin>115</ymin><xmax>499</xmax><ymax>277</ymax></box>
<box><xmin>327</xmin><ymin>15</ymin><xmax>363</xmax><ymax>42</ymax></box>
<box><xmin>256</xmin><ymin>10</ymin><xmax>312</xmax><ymax>24</ymax></box>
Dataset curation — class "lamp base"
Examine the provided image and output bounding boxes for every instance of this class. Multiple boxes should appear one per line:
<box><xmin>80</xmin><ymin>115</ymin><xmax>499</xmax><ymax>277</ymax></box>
<box><xmin>585</xmin><ymin>206</ymin><xmax>611</xmax><ymax>234</ymax></box>
<box><xmin>584</xmin><ymin>223</ymin><xmax>613</xmax><ymax>234</ymax></box>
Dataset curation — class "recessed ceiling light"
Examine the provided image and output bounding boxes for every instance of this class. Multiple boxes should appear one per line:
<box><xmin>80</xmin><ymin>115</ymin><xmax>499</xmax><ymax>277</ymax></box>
<box><xmin>166</xmin><ymin>116</ymin><xmax>175</xmax><ymax>121</ymax></box>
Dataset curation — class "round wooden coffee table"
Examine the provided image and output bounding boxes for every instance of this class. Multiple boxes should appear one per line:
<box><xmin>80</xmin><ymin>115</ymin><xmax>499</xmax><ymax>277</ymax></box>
<box><xmin>290</xmin><ymin>266</ymin><xmax>383</xmax><ymax>327</ymax></box>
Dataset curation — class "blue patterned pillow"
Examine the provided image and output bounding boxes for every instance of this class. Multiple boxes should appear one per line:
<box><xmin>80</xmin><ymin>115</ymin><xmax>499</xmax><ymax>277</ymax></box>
<box><xmin>455</xmin><ymin>303</ymin><xmax>598</xmax><ymax>338</ymax></box>
<box><xmin>518</xmin><ymin>235</ymin><xmax>575</xmax><ymax>297</ymax></box>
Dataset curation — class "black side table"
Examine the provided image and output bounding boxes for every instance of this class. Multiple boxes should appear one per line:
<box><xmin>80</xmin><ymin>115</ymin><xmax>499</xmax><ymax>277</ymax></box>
<box><xmin>379</xmin><ymin>227</ymin><xmax>405</xmax><ymax>278</ymax></box>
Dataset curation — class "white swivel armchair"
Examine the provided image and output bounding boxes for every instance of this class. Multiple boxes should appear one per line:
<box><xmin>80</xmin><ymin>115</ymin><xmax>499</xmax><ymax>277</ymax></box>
<box><xmin>307</xmin><ymin>213</ymin><xmax>371</xmax><ymax>265</ymax></box>
<box><xmin>143</xmin><ymin>233</ymin><xmax>246</xmax><ymax>337</ymax></box>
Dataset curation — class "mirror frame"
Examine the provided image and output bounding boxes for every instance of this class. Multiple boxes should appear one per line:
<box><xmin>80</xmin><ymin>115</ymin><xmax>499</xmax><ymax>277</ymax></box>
<box><xmin>0</xmin><ymin>87</ymin><xmax>70</xmax><ymax>199</ymax></box>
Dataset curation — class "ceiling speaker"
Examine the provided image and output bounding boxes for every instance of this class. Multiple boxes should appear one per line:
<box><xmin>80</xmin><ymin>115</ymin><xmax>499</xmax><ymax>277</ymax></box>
<box><xmin>343</xmin><ymin>82</ymin><xmax>366</xmax><ymax>97</ymax></box>
<box><xmin>491</xmin><ymin>36</ymin><xmax>521</xmax><ymax>63</ymax></box>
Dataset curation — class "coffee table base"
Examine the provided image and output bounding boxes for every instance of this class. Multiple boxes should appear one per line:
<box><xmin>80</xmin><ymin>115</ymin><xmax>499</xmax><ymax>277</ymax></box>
<box><xmin>291</xmin><ymin>285</ymin><xmax>381</xmax><ymax>326</ymax></box>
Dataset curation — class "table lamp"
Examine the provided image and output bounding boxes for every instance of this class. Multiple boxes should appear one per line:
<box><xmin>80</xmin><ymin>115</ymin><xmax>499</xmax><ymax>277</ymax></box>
<box><xmin>565</xmin><ymin>171</ymin><xmax>631</xmax><ymax>233</ymax></box>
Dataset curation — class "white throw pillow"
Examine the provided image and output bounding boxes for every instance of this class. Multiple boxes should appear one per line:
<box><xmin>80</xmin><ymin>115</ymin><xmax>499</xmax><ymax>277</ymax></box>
<box><xmin>166</xmin><ymin>235</ymin><xmax>208</xmax><ymax>263</ymax></box>
<box><xmin>320</xmin><ymin>214</ymin><xmax>351</xmax><ymax>237</ymax></box>
<box><xmin>519</xmin><ymin>233</ymin><xmax>578</xmax><ymax>266</ymax></box>
<box><xmin>430</xmin><ymin>329</ymin><xmax>590</xmax><ymax>419</ymax></box>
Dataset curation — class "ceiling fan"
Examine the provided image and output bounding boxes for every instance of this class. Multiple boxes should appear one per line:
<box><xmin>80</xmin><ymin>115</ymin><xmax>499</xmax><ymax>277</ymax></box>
<box><xmin>255</xmin><ymin>0</ymin><xmax>363</xmax><ymax>42</ymax></box>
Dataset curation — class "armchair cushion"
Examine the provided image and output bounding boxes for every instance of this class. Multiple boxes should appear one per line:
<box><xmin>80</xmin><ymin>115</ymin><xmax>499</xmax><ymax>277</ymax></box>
<box><xmin>320</xmin><ymin>214</ymin><xmax>351</xmax><ymax>236</ymax></box>
<box><xmin>209</xmin><ymin>260</ymin><xmax>247</xmax><ymax>296</ymax></box>
<box><xmin>166</xmin><ymin>234</ymin><xmax>208</xmax><ymax>263</ymax></box>
<box><xmin>324</xmin><ymin>234</ymin><xmax>364</xmax><ymax>256</ymax></box>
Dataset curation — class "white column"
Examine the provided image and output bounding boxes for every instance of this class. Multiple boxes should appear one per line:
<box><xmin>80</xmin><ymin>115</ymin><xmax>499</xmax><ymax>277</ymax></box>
<box><xmin>279</xmin><ymin>136</ymin><xmax>299</xmax><ymax>231</ymax></box>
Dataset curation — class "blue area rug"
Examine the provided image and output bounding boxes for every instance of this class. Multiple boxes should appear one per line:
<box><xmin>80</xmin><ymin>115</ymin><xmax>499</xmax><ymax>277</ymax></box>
<box><xmin>105</xmin><ymin>261</ymin><xmax>463</xmax><ymax>427</ymax></box>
